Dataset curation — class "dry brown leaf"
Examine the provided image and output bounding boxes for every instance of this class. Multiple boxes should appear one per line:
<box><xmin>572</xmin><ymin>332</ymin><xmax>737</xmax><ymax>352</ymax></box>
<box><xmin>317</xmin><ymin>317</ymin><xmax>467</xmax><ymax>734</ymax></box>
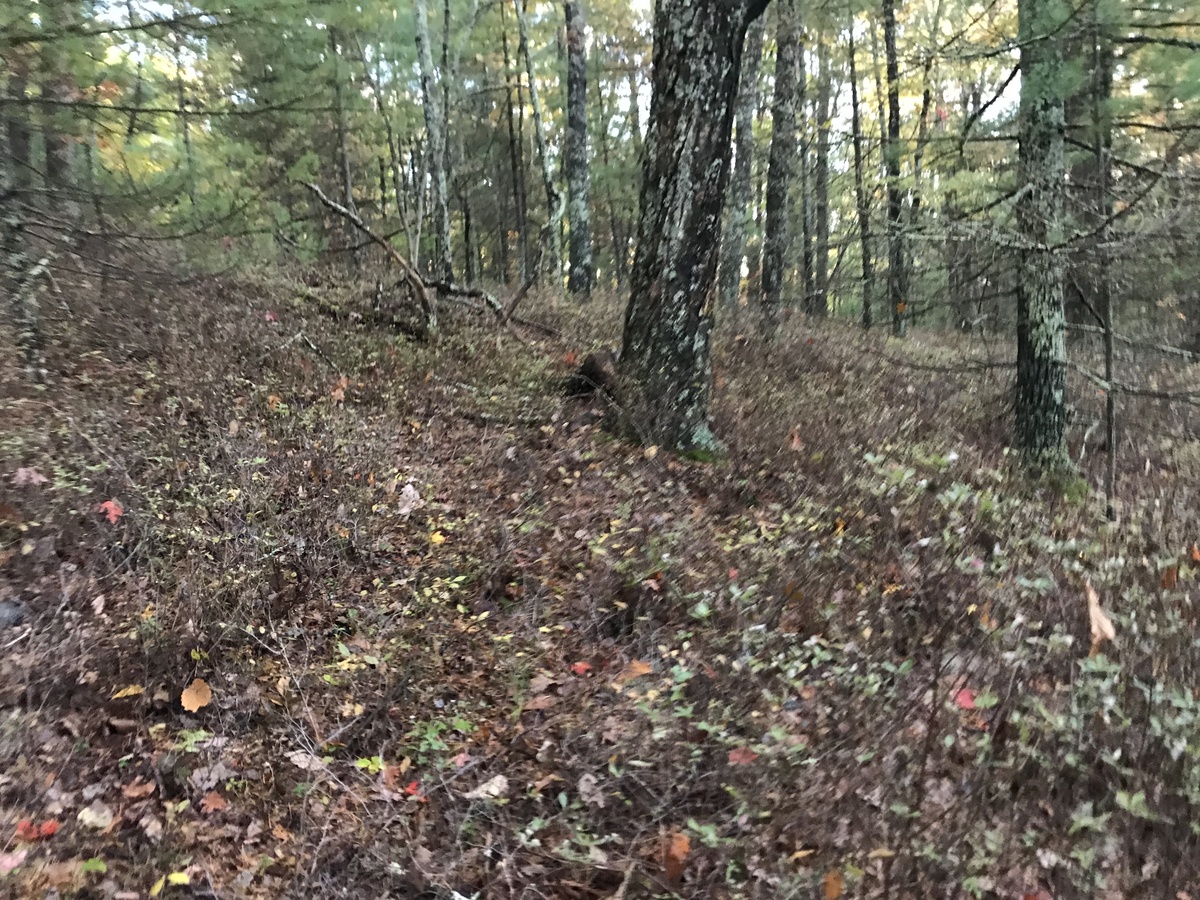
<box><xmin>1085</xmin><ymin>580</ymin><xmax>1116</xmax><ymax>655</ymax></box>
<box><xmin>523</xmin><ymin>693</ymin><xmax>557</xmax><ymax>711</ymax></box>
<box><xmin>181</xmin><ymin>678</ymin><xmax>212</xmax><ymax>713</ymax></box>
<box><xmin>122</xmin><ymin>778</ymin><xmax>156</xmax><ymax>800</ymax></box>
<box><xmin>823</xmin><ymin>868</ymin><xmax>845</xmax><ymax>900</ymax></box>
<box><xmin>661</xmin><ymin>830</ymin><xmax>690</xmax><ymax>883</ymax></box>
<box><xmin>199</xmin><ymin>791</ymin><xmax>228</xmax><ymax>814</ymax></box>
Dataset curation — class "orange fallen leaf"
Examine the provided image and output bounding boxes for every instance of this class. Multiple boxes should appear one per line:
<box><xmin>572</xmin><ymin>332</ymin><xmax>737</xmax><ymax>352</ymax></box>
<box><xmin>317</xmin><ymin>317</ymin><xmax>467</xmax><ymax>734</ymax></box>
<box><xmin>661</xmin><ymin>830</ymin><xmax>690</xmax><ymax>883</ymax></box>
<box><xmin>1190</xmin><ymin>543</ymin><xmax>1200</xmax><ymax>563</ymax></box>
<box><xmin>1161</xmin><ymin>566</ymin><xmax>1178</xmax><ymax>590</ymax></box>
<box><xmin>180</xmin><ymin>678</ymin><xmax>212</xmax><ymax>713</ymax></box>
<box><xmin>199</xmin><ymin>791</ymin><xmax>228</xmax><ymax>814</ymax></box>
<box><xmin>122</xmin><ymin>779</ymin><xmax>156</xmax><ymax>800</ymax></box>
<box><xmin>727</xmin><ymin>746</ymin><xmax>759</xmax><ymax>766</ymax></box>
<box><xmin>570</xmin><ymin>661</ymin><xmax>592</xmax><ymax>676</ymax></box>
<box><xmin>96</xmin><ymin>499</ymin><xmax>123</xmax><ymax>524</ymax></box>
<box><xmin>616</xmin><ymin>660</ymin><xmax>653</xmax><ymax>684</ymax></box>
<box><xmin>823</xmin><ymin>868</ymin><xmax>845</xmax><ymax>900</ymax></box>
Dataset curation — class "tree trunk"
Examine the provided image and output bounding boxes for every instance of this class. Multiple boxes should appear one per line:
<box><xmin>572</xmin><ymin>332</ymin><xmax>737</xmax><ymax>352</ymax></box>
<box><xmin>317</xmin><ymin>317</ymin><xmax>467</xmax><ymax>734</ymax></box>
<box><xmin>718</xmin><ymin>18</ymin><xmax>765</xmax><ymax>310</ymax></box>
<box><xmin>596</xmin><ymin>48</ymin><xmax>627</xmax><ymax>287</ymax></box>
<box><xmin>414</xmin><ymin>0</ymin><xmax>455</xmax><ymax>284</ymax></box>
<box><xmin>761</xmin><ymin>0</ymin><xmax>801</xmax><ymax>331</ymax></box>
<box><xmin>4</xmin><ymin>54</ymin><xmax>32</xmax><ymax>203</ymax></box>
<box><xmin>564</xmin><ymin>0</ymin><xmax>594</xmax><ymax>298</ymax></box>
<box><xmin>619</xmin><ymin>0</ymin><xmax>769</xmax><ymax>452</ymax></box>
<box><xmin>42</xmin><ymin>0</ymin><xmax>79</xmax><ymax>220</ymax></box>
<box><xmin>847</xmin><ymin>24</ymin><xmax>875</xmax><ymax>328</ymax></box>
<box><xmin>882</xmin><ymin>0</ymin><xmax>907</xmax><ymax>336</ymax></box>
<box><xmin>797</xmin><ymin>28</ymin><xmax>815</xmax><ymax>313</ymax></box>
<box><xmin>500</xmin><ymin>9</ymin><xmax>529</xmax><ymax>284</ymax></box>
<box><xmin>514</xmin><ymin>0</ymin><xmax>563</xmax><ymax>282</ymax></box>
<box><xmin>1014</xmin><ymin>0</ymin><xmax>1069</xmax><ymax>465</ymax></box>
<box><xmin>329</xmin><ymin>30</ymin><xmax>359</xmax><ymax>265</ymax></box>
<box><xmin>812</xmin><ymin>35</ymin><xmax>831</xmax><ymax>316</ymax></box>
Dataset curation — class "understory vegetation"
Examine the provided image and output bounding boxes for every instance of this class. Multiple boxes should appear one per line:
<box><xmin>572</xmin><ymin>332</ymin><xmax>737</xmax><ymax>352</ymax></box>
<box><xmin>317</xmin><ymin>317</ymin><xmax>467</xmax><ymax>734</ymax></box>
<box><xmin>2</xmin><ymin>258</ymin><xmax>1199</xmax><ymax>899</ymax></box>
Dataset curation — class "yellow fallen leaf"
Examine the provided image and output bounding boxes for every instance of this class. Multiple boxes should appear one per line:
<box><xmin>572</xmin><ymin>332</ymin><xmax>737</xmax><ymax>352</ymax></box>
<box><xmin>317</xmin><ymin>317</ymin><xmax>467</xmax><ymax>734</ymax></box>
<box><xmin>867</xmin><ymin>847</ymin><xmax>896</xmax><ymax>859</ymax></box>
<box><xmin>112</xmin><ymin>685</ymin><xmax>145</xmax><ymax>699</ymax></box>
<box><xmin>429</xmin><ymin>531</ymin><xmax>446</xmax><ymax>545</ymax></box>
<box><xmin>150</xmin><ymin>876</ymin><xmax>166</xmax><ymax>897</ymax></box>
<box><xmin>180</xmin><ymin>678</ymin><xmax>212</xmax><ymax>713</ymax></box>
<box><xmin>167</xmin><ymin>872</ymin><xmax>190</xmax><ymax>886</ymax></box>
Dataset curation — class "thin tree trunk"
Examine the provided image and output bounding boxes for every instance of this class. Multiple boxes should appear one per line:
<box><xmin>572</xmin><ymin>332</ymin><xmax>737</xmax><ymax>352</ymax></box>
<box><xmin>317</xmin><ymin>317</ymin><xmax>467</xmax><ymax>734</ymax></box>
<box><xmin>761</xmin><ymin>0</ymin><xmax>801</xmax><ymax>331</ymax></box>
<box><xmin>620</xmin><ymin>0</ymin><xmax>769</xmax><ymax>451</ymax></box>
<box><xmin>564</xmin><ymin>0</ymin><xmax>594</xmax><ymax>298</ymax></box>
<box><xmin>798</xmin><ymin>26</ymin><xmax>815</xmax><ymax>313</ymax></box>
<box><xmin>42</xmin><ymin>0</ymin><xmax>78</xmax><ymax>219</ymax></box>
<box><xmin>718</xmin><ymin>18</ymin><xmax>765</xmax><ymax>310</ymax></box>
<box><xmin>414</xmin><ymin>0</ymin><xmax>455</xmax><ymax>285</ymax></box>
<box><xmin>1014</xmin><ymin>0</ymin><xmax>1069</xmax><ymax>464</ymax></box>
<box><xmin>596</xmin><ymin>48</ymin><xmax>627</xmax><ymax>287</ymax></box>
<box><xmin>848</xmin><ymin>24</ymin><xmax>875</xmax><ymax>328</ymax></box>
<box><xmin>500</xmin><ymin>8</ymin><xmax>529</xmax><ymax>284</ymax></box>
<box><xmin>882</xmin><ymin>0</ymin><xmax>908</xmax><ymax>336</ymax></box>
<box><xmin>812</xmin><ymin>35</ymin><xmax>832</xmax><ymax>316</ymax></box>
<box><xmin>329</xmin><ymin>30</ymin><xmax>359</xmax><ymax>266</ymax></box>
<box><xmin>174</xmin><ymin>26</ymin><xmax>195</xmax><ymax>206</ymax></box>
<box><xmin>514</xmin><ymin>0</ymin><xmax>563</xmax><ymax>282</ymax></box>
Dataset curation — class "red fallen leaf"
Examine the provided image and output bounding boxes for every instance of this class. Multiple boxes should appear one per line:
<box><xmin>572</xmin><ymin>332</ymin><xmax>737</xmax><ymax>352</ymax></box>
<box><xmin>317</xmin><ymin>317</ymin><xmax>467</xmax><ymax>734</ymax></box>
<box><xmin>727</xmin><ymin>746</ymin><xmax>758</xmax><ymax>766</ymax></box>
<box><xmin>661</xmin><ymin>830</ymin><xmax>690</xmax><ymax>883</ymax></box>
<box><xmin>38</xmin><ymin>820</ymin><xmax>59</xmax><ymax>838</ymax></box>
<box><xmin>570</xmin><ymin>661</ymin><xmax>592</xmax><ymax>676</ymax></box>
<box><xmin>954</xmin><ymin>688</ymin><xmax>978</xmax><ymax>710</ymax></box>
<box><xmin>562</xmin><ymin>350</ymin><xmax>578</xmax><ymax>367</ymax></box>
<box><xmin>15</xmin><ymin>819</ymin><xmax>57</xmax><ymax>842</ymax></box>
<box><xmin>264</xmin><ymin>310</ymin><xmax>278</xmax><ymax>322</ymax></box>
<box><xmin>96</xmin><ymin>499</ymin><xmax>123</xmax><ymax>524</ymax></box>
<box><xmin>1190</xmin><ymin>543</ymin><xmax>1200</xmax><ymax>564</ymax></box>
<box><xmin>403</xmin><ymin>781</ymin><xmax>427</xmax><ymax>802</ymax></box>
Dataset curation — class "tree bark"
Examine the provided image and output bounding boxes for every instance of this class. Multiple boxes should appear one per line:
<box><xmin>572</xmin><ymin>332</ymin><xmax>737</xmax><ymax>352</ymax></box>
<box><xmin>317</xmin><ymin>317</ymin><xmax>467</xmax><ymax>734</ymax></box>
<box><xmin>882</xmin><ymin>0</ymin><xmax>907</xmax><ymax>336</ymax></box>
<box><xmin>42</xmin><ymin>0</ymin><xmax>79</xmax><ymax>220</ymax></box>
<box><xmin>812</xmin><ymin>35</ymin><xmax>831</xmax><ymax>316</ymax></box>
<box><xmin>847</xmin><ymin>24</ymin><xmax>875</xmax><ymax>328</ymax></box>
<box><xmin>329</xmin><ymin>30</ymin><xmax>359</xmax><ymax>266</ymax></box>
<box><xmin>619</xmin><ymin>0</ymin><xmax>770</xmax><ymax>452</ymax></box>
<box><xmin>414</xmin><ymin>0</ymin><xmax>455</xmax><ymax>284</ymax></box>
<box><xmin>718</xmin><ymin>18</ymin><xmax>765</xmax><ymax>310</ymax></box>
<box><xmin>500</xmin><ymin>7</ymin><xmax>529</xmax><ymax>284</ymax></box>
<box><xmin>761</xmin><ymin>0</ymin><xmax>801</xmax><ymax>331</ymax></box>
<box><xmin>514</xmin><ymin>0</ymin><xmax>563</xmax><ymax>282</ymax></box>
<box><xmin>1014</xmin><ymin>0</ymin><xmax>1069</xmax><ymax>465</ymax></box>
<box><xmin>564</xmin><ymin>0</ymin><xmax>594</xmax><ymax>298</ymax></box>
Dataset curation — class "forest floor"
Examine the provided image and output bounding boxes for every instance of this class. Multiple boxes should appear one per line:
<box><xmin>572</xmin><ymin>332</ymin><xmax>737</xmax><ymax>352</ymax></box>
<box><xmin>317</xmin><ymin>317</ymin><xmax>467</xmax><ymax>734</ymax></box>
<box><xmin>1</xmin><ymin>260</ymin><xmax>1199</xmax><ymax>900</ymax></box>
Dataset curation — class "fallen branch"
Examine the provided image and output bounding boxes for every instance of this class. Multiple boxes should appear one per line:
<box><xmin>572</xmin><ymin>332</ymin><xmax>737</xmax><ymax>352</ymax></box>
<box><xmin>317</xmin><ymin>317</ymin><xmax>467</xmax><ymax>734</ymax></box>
<box><xmin>303</xmin><ymin>181</ymin><xmax>436</xmax><ymax>335</ymax></box>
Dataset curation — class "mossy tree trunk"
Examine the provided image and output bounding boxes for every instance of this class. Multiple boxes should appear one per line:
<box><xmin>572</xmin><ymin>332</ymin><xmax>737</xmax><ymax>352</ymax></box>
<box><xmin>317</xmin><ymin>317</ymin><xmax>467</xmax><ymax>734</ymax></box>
<box><xmin>1014</xmin><ymin>0</ymin><xmax>1070</xmax><ymax>464</ymax></box>
<box><xmin>619</xmin><ymin>0</ymin><xmax>770</xmax><ymax>452</ymax></box>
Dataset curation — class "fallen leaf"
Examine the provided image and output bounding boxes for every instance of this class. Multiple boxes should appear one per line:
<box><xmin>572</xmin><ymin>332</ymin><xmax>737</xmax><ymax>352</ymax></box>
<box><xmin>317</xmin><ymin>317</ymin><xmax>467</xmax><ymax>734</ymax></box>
<box><xmin>180</xmin><ymin>678</ymin><xmax>212</xmax><ymax>712</ymax></box>
<box><xmin>1190</xmin><ymin>544</ymin><xmax>1200</xmax><ymax>564</ymax></box>
<box><xmin>0</xmin><ymin>849</ymin><xmax>28</xmax><ymax>875</ymax></box>
<box><xmin>867</xmin><ymin>847</ymin><xmax>895</xmax><ymax>859</ymax></box>
<box><xmin>463</xmin><ymin>774</ymin><xmax>508</xmax><ymax>800</ymax></box>
<box><xmin>643</xmin><ymin>445</ymin><xmax>659</xmax><ymax>460</ymax></box>
<box><xmin>429</xmin><ymin>530</ymin><xmax>446</xmax><ymax>545</ymax></box>
<box><xmin>578</xmin><ymin>773</ymin><xmax>605</xmax><ymax>807</ymax></box>
<box><xmin>38</xmin><ymin>820</ymin><xmax>59</xmax><ymax>838</ymax></box>
<box><xmin>265</xmin><ymin>310</ymin><xmax>278</xmax><ymax>322</ymax></box>
<box><xmin>199</xmin><ymin>791</ymin><xmax>228</xmax><ymax>814</ymax></box>
<box><xmin>112</xmin><ymin>684</ymin><xmax>145</xmax><ymax>700</ymax></box>
<box><xmin>1085</xmin><ymin>580</ymin><xmax>1116</xmax><ymax>655</ymax></box>
<box><xmin>96</xmin><ymin>499</ymin><xmax>123</xmax><ymax>524</ymax></box>
<box><xmin>150</xmin><ymin>876</ymin><xmax>166</xmax><ymax>897</ymax></box>
<box><xmin>12</xmin><ymin>467</ymin><xmax>48</xmax><ymax>486</ymax></box>
<box><xmin>727</xmin><ymin>746</ymin><xmax>759</xmax><ymax>766</ymax></box>
<box><xmin>661</xmin><ymin>830</ymin><xmax>690</xmax><ymax>883</ymax></box>
<box><xmin>570</xmin><ymin>661</ymin><xmax>592</xmax><ymax>676</ymax></box>
<box><xmin>616</xmin><ymin>660</ymin><xmax>653</xmax><ymax>684</ymax></box>
<box><xmin>1161</xmin><ymin>566</ymin><xmax>1178</xmax><ymax>590</ymax></box>
<box><xmin>528</xmin><ymin>673</ymin><xmax>557</xmax><ymax>694</ymax></box>
<box><xmin>81</xmin><ymin>857</ymin><xmax>107</xmax><ymax>874</ymax></box>
<box><xmin>396</xmin><ymin>483</ymin><xmax>425</xmax><ymax>517</ymax></box>
<box><xmin>77</xmin><ymin>801</ymin><xmax>115</xmax><ymax>831</ymax></box>
<box><xmin>167</xmin><ymin>872</ymin><xmax>190</xmax><ymax>886</ymax></box>
<box><xmin>823</xmin><ymin>868</ymin><xmax>845</xmax><ymax>900</ymax></box>
<box><xmin>451</xmin><ymin>751</ymin><xmax>471</xmax><ymax>768</ymax></box>
<box><xmin>523</xmin><ymin>693</ymin><xmax>557</xmax><ymax>711</ymax></box>
<box><xmin>954</xmin><ymin>688</ymin><xmax>977</xmax><ymax>710</ymax></box>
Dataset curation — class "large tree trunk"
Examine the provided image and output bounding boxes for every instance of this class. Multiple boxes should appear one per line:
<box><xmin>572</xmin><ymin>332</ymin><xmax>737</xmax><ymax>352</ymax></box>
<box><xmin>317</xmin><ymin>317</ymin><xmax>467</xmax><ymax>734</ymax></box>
<box><xmin>882</xmin><ymin>0</ymin><xmax>907</xmax><ymax>336</ymax></box>
<box><xmin>718</xmin><ymin>18</ymin><xmax>765</xmax><ymax>310</ymax></box>
<box><xmin>1014</xmin><ymin>0</ymin><xmax>1069</xmax><ymax>464</ymax></box>
<box><xmin>619</xmin><ymin>0</ymin><xmax>769</xmax><ymax>452</ymax></box>
<box><xmin>563</xmin><ymin>0</ymin><xmax>594</xmax><ymax>298</ymax></box>
<box><xmin>414</xmin><ymin>0</ymin><xmax>455</xmax><ymax>285</ymax></box>
<box><xmin>847</xmin><ymin>24</ymin><xmax>875</xmax><ymax>329</ymax></box>
<box><xmin>4</xmin><ymin>54</ymin><xmax>32</xmax><ymax>204</ymax></box>
<box><xmin>760</xmin><ymin>0</ymin><xmax>801</xmax><ymax>330</ymax></box>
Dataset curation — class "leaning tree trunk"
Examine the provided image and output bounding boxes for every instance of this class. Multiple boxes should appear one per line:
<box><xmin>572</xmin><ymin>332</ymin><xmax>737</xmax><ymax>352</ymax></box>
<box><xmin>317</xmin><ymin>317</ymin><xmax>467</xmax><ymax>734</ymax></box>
<box><xmin>718</xmin><ymin>17</ymin><xmax>765</xmax><ymax>310</ymax></box>
<box><xmin>414</xmin><ymin>0</ymin><xmax>455</xmax><ymax>285</ymax></box>
<box><xmin>760</xmin><ymin>0</ymin><xmax>801</xmax><ymax>331</ymax></box>
<box><xmin>1014</xmin><ymin>0</ymin><xmax>1069</xmax><ymax>465</ymax></box>
<box><xmin>563</xmin><ymin>0</ymin><xmax>594</xmax><ymax>298</ymax></box>
<box><xmin>619</xmin><ymin>0</ymin><xmax>770</xmax><ymax>452</ymax></box>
